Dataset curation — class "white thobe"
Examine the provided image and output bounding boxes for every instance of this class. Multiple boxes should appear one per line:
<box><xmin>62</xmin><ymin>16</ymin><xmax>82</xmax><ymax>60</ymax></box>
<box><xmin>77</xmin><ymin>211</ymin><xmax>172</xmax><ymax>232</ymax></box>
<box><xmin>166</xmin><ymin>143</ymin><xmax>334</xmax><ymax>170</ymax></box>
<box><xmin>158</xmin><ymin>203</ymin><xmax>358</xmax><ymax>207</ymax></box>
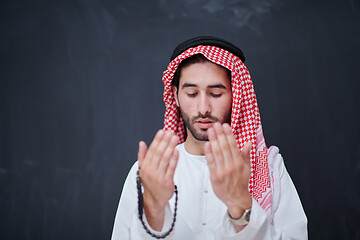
<box><xmin>111</xmin><ymin>143</ymin><xmax>308</xmax><ymax>240</ymax></box>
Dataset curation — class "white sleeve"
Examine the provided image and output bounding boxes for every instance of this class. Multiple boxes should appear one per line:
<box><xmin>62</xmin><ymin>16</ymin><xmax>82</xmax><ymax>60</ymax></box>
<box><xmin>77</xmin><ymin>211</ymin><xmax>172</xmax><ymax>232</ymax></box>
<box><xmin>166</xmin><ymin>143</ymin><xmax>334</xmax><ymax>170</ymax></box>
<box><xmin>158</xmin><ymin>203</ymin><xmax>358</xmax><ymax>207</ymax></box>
<box><xmin>217</xmin><ymin>154</ymin><xmax>308</xmax><ymax>240</ymax></box>
<box><xmin>111</xmin><ymin>162</ymin><xmax>175</xmax><ymax>240</ymax></box>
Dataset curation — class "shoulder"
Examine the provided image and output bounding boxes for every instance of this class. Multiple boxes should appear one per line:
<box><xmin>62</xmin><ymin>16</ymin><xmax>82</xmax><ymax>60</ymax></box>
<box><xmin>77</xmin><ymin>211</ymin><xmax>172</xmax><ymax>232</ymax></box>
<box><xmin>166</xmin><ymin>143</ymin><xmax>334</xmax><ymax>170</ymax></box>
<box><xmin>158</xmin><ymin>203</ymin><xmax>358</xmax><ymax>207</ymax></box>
<box><xmin>267</xmin><ymin>146</ymin><xmax>286</xmax><ymax>178</ymax></box>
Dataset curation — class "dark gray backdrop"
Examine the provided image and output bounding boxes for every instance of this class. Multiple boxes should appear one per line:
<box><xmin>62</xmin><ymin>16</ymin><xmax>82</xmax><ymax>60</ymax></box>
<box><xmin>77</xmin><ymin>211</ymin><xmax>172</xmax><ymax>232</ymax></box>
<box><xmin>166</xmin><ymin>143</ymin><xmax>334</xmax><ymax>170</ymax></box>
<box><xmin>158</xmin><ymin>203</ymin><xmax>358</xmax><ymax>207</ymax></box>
<box><xmin>1</xmin><ymin>0</ymin><xmax>359</xmax><ymax>239</ymax></box>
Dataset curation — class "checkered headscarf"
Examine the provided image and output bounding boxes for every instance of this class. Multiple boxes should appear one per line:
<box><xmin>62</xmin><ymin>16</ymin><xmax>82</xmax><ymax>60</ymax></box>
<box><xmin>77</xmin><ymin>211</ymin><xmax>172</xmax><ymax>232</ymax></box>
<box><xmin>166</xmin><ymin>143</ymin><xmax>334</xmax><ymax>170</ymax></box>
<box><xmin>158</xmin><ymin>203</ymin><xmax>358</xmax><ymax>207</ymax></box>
<box><xmin>162</xmin><ymin>45</ymin><xmax>273</xmax><ymax>219</ymax></box>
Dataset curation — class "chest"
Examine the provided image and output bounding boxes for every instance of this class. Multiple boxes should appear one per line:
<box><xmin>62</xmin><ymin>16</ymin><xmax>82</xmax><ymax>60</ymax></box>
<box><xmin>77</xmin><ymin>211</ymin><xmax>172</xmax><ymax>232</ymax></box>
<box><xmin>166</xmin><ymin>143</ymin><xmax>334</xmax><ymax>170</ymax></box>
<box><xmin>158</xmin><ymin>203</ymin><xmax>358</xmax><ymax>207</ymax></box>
<box><xmin>169</xmin><ymin>155</ymin><xmax>227</xmax><ymax>239</ymax></box>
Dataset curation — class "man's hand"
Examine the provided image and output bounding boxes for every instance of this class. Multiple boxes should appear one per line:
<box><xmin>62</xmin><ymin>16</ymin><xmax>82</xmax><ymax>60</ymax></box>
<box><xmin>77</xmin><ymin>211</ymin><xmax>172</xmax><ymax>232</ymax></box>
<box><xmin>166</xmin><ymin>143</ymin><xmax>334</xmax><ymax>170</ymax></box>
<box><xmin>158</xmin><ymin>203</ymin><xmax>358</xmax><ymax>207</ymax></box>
<box><xmin>138</xmin><ymin>130</ymin><xmax>179</xmax><ymax>231</ymax></box>
<box><xmin>204</xmin><ymin>122</ymin><xmax>252</xmax><ymax>223</ymax></box>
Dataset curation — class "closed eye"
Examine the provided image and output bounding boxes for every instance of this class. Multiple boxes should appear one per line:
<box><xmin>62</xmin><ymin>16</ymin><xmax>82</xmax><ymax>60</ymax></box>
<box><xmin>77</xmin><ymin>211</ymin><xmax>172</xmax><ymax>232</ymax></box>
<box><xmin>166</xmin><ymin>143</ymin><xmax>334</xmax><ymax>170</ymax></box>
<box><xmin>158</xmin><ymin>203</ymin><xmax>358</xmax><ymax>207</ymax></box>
<box><xmin>210</xmin><ymin>93</ymin><xmax>222</xmax><ymax>97</ymax></box>
<box><xmin>187</xmin><ymin>93</ymin><xmax>198</xmax><ymax>97</ymax></box>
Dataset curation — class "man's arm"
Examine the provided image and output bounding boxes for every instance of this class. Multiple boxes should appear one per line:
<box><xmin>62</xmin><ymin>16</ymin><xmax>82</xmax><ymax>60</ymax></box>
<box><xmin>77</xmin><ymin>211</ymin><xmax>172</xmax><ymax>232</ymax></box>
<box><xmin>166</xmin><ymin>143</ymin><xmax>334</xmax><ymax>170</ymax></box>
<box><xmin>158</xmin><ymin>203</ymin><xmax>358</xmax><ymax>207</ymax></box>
<box><xmin>204</xmin><ymin>122</ymin><xmax>253</xmax><ymax>232</ymax></box>
<box><xmin>111</xmin><ymin>161</ymin><xmax>177</xmax><ymax>240</ymax></box>
<box><xmin>111</xmin><ymin>130</ymin><xmax>179</xmax><ymax>240</ymax></box>
<box><xmin>205</xmin><ymin>124</ymin><xmax>307</xmax><ymax>239</ymax></box>
<box><xmin>217</xmin><ymin>155</ymin><xmax>308</xmax><ymax>239</ymax></box>
<box><xmin>138</xmin><ymin>130</ymin><xmax>179</xmax><ymax>231</ymax></box>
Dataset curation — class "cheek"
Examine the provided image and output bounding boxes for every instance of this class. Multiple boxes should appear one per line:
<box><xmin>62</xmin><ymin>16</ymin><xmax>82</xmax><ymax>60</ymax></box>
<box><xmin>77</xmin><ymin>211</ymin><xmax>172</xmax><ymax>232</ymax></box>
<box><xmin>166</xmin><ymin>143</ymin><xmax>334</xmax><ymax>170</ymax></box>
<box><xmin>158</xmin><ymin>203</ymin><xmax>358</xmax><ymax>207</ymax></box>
<box><xmin>178</xmin><ymin>95</ymin><xmax>195</xmax><ymax>113</ymax></box>
<box><xmin>218</xmin><ymin>96</ymin><xmax>232</xmax><ymax>114</ymax></box>
<box><xmin>212</xmin><ymin>97</ymin><xmax>232</xmax><ymax>123</ymax></box>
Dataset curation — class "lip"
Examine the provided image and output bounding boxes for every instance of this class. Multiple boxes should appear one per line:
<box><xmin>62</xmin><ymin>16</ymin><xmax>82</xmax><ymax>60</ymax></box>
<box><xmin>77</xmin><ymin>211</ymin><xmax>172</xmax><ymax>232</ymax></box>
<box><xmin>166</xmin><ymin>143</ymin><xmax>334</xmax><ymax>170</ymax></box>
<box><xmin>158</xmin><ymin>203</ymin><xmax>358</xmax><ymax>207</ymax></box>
<box><xmin>195</xmin><ymin>119</ymin><xmax>214</xmax><ymax>129</ymax></box>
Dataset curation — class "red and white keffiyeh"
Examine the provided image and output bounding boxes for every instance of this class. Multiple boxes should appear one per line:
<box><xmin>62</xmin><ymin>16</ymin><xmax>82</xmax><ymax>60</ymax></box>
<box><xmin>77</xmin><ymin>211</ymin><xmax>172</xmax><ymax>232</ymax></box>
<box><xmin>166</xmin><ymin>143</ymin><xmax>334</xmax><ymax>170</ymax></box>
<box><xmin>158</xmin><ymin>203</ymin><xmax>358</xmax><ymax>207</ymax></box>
<box><xmin>162</xmin><ymin>45</ymin><xmax>273</xmax><ymax>219</ymax></box>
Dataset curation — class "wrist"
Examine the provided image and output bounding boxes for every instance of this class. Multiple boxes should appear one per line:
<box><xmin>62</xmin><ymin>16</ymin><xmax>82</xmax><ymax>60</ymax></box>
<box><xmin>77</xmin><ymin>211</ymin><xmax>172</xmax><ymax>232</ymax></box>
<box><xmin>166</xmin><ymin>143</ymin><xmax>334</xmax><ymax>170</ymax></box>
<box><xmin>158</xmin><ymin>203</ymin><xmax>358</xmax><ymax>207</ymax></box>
<box><xmin>143</xmin><ymin>192</ymin><xmax>167</xmax><ymax>217</ymax></box>
<box><xmin>227</xmin><ymin>196</ymin><xmax>252</xmax><ymax>219</ymax></box>
<box><xmin>228</xmin><ymin>208</ymin><xmax>252</xmax><ymax>227</ymax></box>
<box><xmin>142</xmin><ymin>193</ymin><xmax>166</xmax><ymax>232</ymax></box>
<box><xmin>228</xmin><ymin>206</ymin><xmax>250</xmax><ymax>219</ymax></box>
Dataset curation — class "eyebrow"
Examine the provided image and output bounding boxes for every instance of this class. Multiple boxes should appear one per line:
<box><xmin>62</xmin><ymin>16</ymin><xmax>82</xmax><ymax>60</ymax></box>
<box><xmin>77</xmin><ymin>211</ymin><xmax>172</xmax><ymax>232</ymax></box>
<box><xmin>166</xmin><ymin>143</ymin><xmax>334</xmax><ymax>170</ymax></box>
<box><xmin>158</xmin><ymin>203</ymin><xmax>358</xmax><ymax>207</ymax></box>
<box><xmin>181</xmin><ymin>83</ymin><xmax>227</xmax><ymax>90</ymax></box>
<box><xmin>181</xmin><ymin>83</ymin><xmax>197</xmax><ymax>89</ymax></box>
<box><xmin>208</xmin><ymin>84</ymin><xmax>227</xmax><ymax>89</ymax></box>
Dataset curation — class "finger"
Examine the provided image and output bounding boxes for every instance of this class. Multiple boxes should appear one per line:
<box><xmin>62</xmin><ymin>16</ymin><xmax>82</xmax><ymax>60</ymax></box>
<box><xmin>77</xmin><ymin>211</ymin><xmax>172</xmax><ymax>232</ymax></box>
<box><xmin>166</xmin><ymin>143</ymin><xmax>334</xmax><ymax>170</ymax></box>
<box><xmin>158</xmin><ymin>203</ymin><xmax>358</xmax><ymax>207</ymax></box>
<box><xmin>158</xmin><ymin>133</ymin><xmax>179</xmax><ymax>176</ymax></box>
<box><xmin>145</xmin><ymin>129</ymin><xmax>165</xmax><ymax>166</ymax></box>
<box><xmin>208</xmin><ymin>124</ymin><xmax>224</xmax><ymax>167</ymax></box>
<box><xmin>241</xmin><ymin>142</ymin><xmax>252</xmax><ymax>168</ymax></box>
<box><xmin>204</xmin><ymin>141</ymin><xmax>216</xmax><ymax>171</ymax></box>
<box><xmin>223</xmin><ymin>123</ymin><xmax>241</xmax><ymax>161</ymax></box>
<box><xmin>138</xmin><ymin>141</ymin><xmax>148</xmax><ymax>168</ymax></box>
<box><xmin>152</xmin><ymin>131</ymin><xmax>174</xmax><ymax>168</ymax></box>
<box><xmin>165</xmin><ymin>148</ymin><xmax>179</xmax><ymax>180</ymax></box>
<box><xmin>147</xmin><ymin>130</ymin><xmax>165</xmax><ymax>155</ymax></box>
<box><xmin>213</xmin><ymin>123</ymin><xmax>233</xmax><ymax>167</ymax></box>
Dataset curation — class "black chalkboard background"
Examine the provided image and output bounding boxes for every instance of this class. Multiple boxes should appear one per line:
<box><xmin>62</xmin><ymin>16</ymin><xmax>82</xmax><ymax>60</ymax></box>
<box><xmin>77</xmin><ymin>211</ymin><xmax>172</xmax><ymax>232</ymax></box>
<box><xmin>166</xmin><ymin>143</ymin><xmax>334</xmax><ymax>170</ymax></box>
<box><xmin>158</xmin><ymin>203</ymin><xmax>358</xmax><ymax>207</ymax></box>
<box><xmin>1</xmin><ymin>0</ymin><xmax>359</xmax><ymax>239</ymax></box>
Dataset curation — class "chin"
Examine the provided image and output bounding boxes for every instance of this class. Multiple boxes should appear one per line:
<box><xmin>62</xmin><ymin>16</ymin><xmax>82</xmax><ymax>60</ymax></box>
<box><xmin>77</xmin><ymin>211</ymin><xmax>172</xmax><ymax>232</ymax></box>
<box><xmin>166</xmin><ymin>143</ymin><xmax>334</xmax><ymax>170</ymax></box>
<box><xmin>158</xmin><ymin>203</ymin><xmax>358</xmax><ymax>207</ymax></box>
<box><xmin>191</xmin><ymin>129</ymin><xmax>209</xmax><ymax>142</ymax></box>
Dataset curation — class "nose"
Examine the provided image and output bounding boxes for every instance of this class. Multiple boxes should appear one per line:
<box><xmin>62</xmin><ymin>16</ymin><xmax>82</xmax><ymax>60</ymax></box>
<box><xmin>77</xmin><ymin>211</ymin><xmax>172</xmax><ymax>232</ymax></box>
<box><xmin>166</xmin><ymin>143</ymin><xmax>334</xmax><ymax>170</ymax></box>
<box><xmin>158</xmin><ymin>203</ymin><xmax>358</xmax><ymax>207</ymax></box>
<box><xmin>198</xmin><ymin>94</ymin><xmax>211</xmax><ymax>116</ymax></box>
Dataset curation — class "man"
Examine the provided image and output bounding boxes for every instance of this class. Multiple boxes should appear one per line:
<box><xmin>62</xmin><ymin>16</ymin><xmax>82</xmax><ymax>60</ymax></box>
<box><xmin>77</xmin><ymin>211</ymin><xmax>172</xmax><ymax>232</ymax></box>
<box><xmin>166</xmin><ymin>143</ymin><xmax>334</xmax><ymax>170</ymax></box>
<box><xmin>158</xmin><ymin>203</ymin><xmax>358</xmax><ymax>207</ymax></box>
<box><xmin>111</xmin><ymin>36</ymin><xmax>307</xmax><ymax>239</ymax></box>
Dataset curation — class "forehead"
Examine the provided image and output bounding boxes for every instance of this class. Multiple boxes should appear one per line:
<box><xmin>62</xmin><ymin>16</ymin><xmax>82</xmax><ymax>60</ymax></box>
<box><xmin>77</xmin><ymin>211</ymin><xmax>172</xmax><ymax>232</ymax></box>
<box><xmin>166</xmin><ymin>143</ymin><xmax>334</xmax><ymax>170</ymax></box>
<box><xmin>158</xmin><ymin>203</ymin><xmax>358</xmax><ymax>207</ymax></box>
<box><xmin>178</xmin><ymin>61</ymin><xmax>231</xmax><ymax>88</ymax></box>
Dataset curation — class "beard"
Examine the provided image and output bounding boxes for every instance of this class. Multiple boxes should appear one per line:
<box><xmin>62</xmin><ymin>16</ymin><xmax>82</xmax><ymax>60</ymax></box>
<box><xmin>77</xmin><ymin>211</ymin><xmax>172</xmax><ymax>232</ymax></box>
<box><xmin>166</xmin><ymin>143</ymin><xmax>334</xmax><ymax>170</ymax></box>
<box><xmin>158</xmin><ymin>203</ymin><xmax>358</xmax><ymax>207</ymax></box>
<box><xmin>179</xmin><ymin>107</ymin><xmax>231</xmax><ymax>141</ymax></box>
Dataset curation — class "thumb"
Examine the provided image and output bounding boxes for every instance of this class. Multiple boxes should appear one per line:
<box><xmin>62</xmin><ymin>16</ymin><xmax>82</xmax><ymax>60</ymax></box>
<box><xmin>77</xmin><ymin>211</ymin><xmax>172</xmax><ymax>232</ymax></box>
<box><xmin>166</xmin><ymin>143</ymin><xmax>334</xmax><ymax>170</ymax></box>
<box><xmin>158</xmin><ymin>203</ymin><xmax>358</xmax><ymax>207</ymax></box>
<box><xmin>138</xmin><ymin>141</ymin><xmax>148</xmax><ymax>168</ymax></box>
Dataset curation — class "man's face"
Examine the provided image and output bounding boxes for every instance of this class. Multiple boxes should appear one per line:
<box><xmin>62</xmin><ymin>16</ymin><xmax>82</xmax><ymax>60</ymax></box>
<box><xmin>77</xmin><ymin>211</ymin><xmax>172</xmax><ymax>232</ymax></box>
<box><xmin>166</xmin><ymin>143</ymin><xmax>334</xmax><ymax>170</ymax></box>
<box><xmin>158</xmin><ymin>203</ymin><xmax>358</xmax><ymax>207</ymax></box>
<box><xmin>172</xmin><ymin>61</ymin><xmax>232</xmax><ymax>141</ymax></box>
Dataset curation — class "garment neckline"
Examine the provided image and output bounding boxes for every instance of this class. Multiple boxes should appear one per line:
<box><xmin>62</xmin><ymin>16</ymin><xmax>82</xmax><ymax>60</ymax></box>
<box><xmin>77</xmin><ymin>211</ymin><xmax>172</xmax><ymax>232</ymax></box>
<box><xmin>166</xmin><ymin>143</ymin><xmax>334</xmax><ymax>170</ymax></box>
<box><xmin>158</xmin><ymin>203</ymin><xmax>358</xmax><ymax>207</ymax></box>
<box><xmin>178</xmin><ymin>143</ymin><xmax>207</xmax><ymax>164</ymax></box>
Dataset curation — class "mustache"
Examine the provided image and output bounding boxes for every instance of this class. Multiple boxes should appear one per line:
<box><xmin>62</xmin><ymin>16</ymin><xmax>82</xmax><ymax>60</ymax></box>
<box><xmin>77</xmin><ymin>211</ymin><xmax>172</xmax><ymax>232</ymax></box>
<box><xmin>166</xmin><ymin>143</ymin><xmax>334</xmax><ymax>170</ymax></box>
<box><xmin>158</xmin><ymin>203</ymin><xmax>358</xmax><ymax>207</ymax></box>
<box><xmin>192</xmin><ymin>113</ymin><xmax>219</xmax><ymax>122</ymax></box>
